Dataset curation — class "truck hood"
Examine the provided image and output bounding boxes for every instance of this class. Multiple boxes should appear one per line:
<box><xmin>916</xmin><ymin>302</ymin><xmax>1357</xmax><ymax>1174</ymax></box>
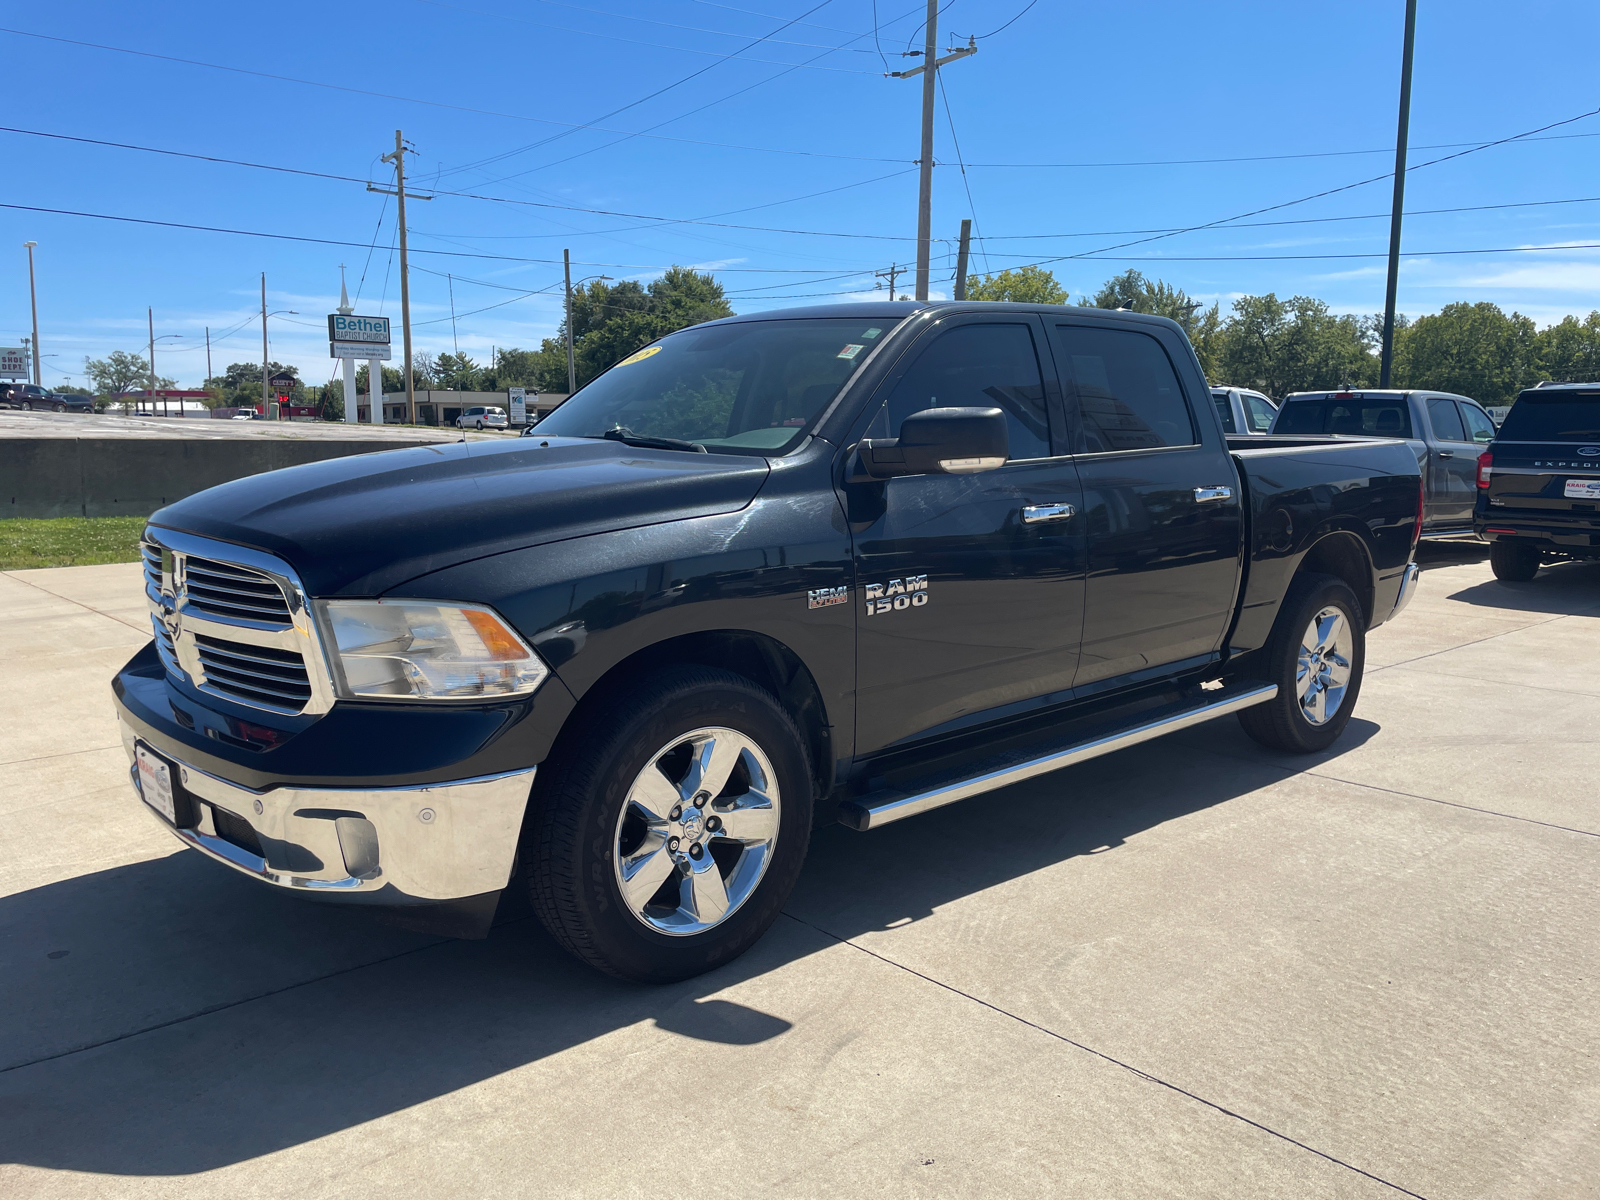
<box><xmin>148</xmin><ymin>436</ymin><xmax>772</xmax><ymax>595</ymax></box>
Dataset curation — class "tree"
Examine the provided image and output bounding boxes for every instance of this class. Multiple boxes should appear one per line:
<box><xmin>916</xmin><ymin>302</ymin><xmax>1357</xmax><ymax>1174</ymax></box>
<box><xmin>1392</xmin><ymin>301</ymin><xmax>1539</xmax><ymax>406</ymax></box>
<box><xmin>1213</xmin><ymin>294</ymin><xmax>1376</xmax><ymax>397</ymax></box>
<box><xmin>205</xmin><ymin>361</ymin><xmax>301</xmax><ymax>409</ymax></box>
<box><xmin>556</xmin><ymin>266</ymin><xmax>734</xmax><ymax>390</ymax></box>
<box><xmin>966</xmin><ymin>265</ymin><xmax>1068</xmax><ymax>305</ymax></box>
<box><xmin>85</xmin><ymin>350</ymin><xmax>171</xmax><ymax>396</ymax></box>
<box><xmin>1536</xmin><ymin>311</ymin><xmax>1600</xmax><ymax>385</ymax></box>
<box><xmin>434</xmin><ymin>352</ymin><xmax>482</xmax><ymax>391</ymax></box>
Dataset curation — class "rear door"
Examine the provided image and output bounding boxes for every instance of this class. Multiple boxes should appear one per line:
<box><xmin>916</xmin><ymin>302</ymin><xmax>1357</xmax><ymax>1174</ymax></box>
<box><xmin>1048</xmin><ymin>319</ymin><xmax>1243</xmax><ymax>690</ymax></box>
<box><xmin>1424</xmin><ymin>396</ymin><xmax>1479</xmax><ymax>525</ymax></box>
<box><xmin>848</xmin><ymin>313</ymin><xmax>1087</xmax><ymax>754</ymax></box>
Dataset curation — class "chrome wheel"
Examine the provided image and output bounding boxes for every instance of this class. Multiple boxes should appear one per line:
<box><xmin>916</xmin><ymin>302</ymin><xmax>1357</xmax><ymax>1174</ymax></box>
<box><xmin>612</xmin><ymin>726</ymin><xmax>780</xmax><ymax>936</ymax></box>
<box><xmin>1297</xmin><ymin>605</ymin><xmax>1353</xmax><ymax>726</ymax></box>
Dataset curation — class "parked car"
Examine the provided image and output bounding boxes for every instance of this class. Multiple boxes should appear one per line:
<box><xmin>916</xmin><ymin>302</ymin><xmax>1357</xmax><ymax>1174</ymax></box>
<box><xmin>1210</xmin><ymin>386</ymin><xmax>1277</xmax><ymax>435</ymax></box>
<box><xmin>45</xmin><ymin>390</ymin><xmax>94</xmax><ymax>413</ymax></box>
<box><xmin>3</xmin><ymin>383</ymin><xmax>55</xmax><ymax>410</ymax></box>
<box><xmin>519</xmin><ymin>416</ymin><xmax>542</xmax><ymax>436</ymax></box>
<box><xmin>116</xmin><ymin>301</ymin><xmax>1422</xmax><ymax>983</ymax></box>
<box><xmin>456</xmin><ymin>405</ymin><xmax>508</xmax><ymax>431</ymax></box>
<box><xmin>1272</xmin><ymin>389</ymin><xmax>1497</xmax><ymax>537</ymax></box>
<box><xmin>1474</xmin><ymin>381</ymin><xmax>1600</xmax><ymax>581</ymax></box>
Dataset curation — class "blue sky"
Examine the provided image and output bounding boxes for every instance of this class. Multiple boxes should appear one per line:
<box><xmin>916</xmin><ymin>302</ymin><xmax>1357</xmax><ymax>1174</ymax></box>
<box><xmin>5</xmin><ymin>0</ymin><xmax>1599</xmax><ymax>389</ymax></box>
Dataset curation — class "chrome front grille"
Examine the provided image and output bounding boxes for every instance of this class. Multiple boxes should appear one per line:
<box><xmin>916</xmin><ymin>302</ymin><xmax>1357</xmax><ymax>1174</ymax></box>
<box><xmin>140</xmin><ymin>530</ymin><xmax>336</xmax><ymax>717</ymax></box>
<box><xmin>194</xmin><ymin>634</ymin><xmax>313</xmax><ymax>709</ymax></box>
<box><xmin>183</xmin><ymin>555</ymin><xmax>293</xmax><ymax>625</ymax></box>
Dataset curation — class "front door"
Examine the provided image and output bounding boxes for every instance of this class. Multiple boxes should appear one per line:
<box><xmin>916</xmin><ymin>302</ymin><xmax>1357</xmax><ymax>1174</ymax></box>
<box><xmin>1047</xmin><ymin>319</ymin><xmax>1243</xmax><ymax>690</ymax></box>
<box><xmin>847</xmin><ymin>315</ymin><xmax>1087</xmax><ymax>756</ymax></box>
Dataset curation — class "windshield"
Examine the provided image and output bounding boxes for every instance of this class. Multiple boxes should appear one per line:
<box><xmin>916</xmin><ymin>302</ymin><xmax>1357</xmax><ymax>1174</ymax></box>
<box><xmin>1497</xmin><ymin>391</ymin><xmax>1600</xmax><ymax>442</ymax></box>
<box><xmin>1275</xmin><ymin>397</ymin><xmax>1413</xmax><ymax>438</ymax></box>
<box><xmin>536</xmin><ymin>317</ymin><xmax>900</xmax><ymax>455</ymax></box>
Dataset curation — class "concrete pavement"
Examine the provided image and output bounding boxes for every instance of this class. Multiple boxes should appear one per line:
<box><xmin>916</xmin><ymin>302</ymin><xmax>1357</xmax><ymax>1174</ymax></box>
<box><xmin>2</xmin><ymin>545</ymin><xmax>1598</xmax><ymax>1198</ymax></box>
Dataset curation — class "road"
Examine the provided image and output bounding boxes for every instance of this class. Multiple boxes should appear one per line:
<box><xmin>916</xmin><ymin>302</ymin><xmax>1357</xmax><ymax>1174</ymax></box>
<box><xmin>2</xmin><ymin>544</ymin><xmax>1597</xmax><ymax>1198</ymax></box>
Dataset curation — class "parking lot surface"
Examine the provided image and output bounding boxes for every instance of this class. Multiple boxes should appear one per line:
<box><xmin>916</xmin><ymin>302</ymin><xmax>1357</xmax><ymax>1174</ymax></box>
<box><xmin>2</xmin><ymin>545</ymin><xmax>1597</xmax><ymax>1198</ymax></box>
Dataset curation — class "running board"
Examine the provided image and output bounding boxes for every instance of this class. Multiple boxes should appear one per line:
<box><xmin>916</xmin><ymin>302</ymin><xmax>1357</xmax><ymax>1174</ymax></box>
<box><xmin>838</xmin><ymin>681</ymin><xmax>1278</xmax><ymax>832</ymax></box>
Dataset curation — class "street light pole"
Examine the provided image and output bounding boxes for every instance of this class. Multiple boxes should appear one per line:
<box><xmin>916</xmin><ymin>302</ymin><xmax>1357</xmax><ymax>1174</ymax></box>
<box><xmin>148</xmin><ymin>307</ymin><xmax>157</xmax><ymax>415</ymax></box>
<box><xmin>1379</xmin><ymin>0</ymin><xmax>1418</xmax><ymax>388</ymax></box>
<box><xmin>261</xmin><ymin>272</ymin><xmax>270</xmax><ymax>416</ymax></box>
<box><xmin>23</xmin><ymin>241</ymin><xmax>39</xmax><ymax>385</ymax></box>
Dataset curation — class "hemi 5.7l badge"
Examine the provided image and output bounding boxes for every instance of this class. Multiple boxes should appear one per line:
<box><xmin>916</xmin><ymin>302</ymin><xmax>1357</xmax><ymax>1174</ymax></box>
<box><xmin>864</xmin><ymin>575</ymin><xmax>928</xmax><ymax>615</ymax></box>
<box><xmin>807</xmin><ymin>586</ymin><xmax>849</xmax><ymax>610</ymax></box>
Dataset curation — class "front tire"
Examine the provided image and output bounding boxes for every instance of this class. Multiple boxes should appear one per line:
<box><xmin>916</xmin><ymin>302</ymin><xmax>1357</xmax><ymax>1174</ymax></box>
<box><xmin>1238</xmin><ymin>572</ymin><xmax>1366</xmax><ymax>753</ymax></box>
<box><xmin>528</xmin><ymin>666</ymin><xmax>813</xmax><ymax>983</ymax></box>
<box><xmin>1490</xmin><ymin>539</ymin><xmax>1540</xmax><ymax>582</ymax></box>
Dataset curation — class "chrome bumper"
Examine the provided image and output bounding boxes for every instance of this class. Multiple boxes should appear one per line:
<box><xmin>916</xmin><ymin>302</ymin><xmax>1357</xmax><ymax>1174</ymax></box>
<box><xmin>120</xmin><ymin>722</ymin><xmax>534</xmax><ymax>904</ymax></box>
<box><xmin>1386</xmin><ymin>561</ymin><xmax>1421</xmax><ymax>624</ymax></box>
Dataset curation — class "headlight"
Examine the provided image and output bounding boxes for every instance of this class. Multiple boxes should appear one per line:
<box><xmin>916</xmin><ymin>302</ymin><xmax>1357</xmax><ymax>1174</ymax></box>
<box><xmin>321</xmin><ymin>600</ymin><xmax>550</xmax><ymax>701</ymax></box>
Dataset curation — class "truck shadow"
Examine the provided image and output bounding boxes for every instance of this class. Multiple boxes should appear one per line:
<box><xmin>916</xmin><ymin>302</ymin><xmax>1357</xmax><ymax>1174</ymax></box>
<box><xmin>1444</xmin><ymin>558</ymin><xmax>1600</xmax><ymax>616</ymax></box>
<box><xmin>0</xmin><ymin>724</ymin><xmax>1362</xmax><ymax>1177</ymax></box>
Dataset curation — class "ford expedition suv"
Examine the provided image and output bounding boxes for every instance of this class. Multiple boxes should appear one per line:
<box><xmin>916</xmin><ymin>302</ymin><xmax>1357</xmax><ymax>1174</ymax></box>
<box><xmin>1475</xmin><ymin>381</ymin><xmax>1600</xmax><ymax>580</ymax></box>
<box><xmin>115</xmin><ymin>301</ymin><xmax>1423</xmax><ymax>982</ymax></box>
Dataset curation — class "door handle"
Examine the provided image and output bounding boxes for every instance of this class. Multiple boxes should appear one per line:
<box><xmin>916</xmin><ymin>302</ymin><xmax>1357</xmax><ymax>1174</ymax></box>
<box><xmin>1437</xmin><ymin>451</ymin><xmax>1454</xmax><ymax>459</ymax></box>
<box><xmin>1193</xmin><ymin>486</ymin><xmax>1234</xmax><ymax>503</ymax></box>
<box><xmin>1021</xmin><ymin>503</ymin><xmax>1076</xmax><ymax>524</ymax></box>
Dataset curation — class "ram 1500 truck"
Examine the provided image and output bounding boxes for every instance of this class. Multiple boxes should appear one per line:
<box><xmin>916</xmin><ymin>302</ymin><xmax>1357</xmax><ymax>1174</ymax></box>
<box><xmin>1474</xmin><ymin>381</ymin><xmax>1600</xmax><ymax>580</ymax></box>
<box><xmin>115</xmin><ymin>302</ymin><xmax>1422</xmax><ymax>982</ymax></box>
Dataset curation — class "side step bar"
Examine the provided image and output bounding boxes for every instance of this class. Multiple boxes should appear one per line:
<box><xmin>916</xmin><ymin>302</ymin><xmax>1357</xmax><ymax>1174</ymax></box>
<box><xmin>838</xmin><ymin>681</ymin><xmax>1278</xmax><ymax>832</ymax></box>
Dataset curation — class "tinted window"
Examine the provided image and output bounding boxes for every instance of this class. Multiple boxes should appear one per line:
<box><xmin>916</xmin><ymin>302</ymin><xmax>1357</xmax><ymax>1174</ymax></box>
<box><xmin>868</xmin><ymin>322</ymin><xmax>1051</xmax><ymax>459</ymax></box>
<box><xmin>1275</xmin><ymin>398</ymin><xmax>1413</xmax><ymax>438</ymax></box>
<box><xmin>538</xmin><ymin>317</ymin><xmax>901</xmax><ymax>455</ymax></box>
<box><xmin>1496</xmin><ymin>391</ymin><xmax>1600</xmax><ymax>442</ymax></box>
<box><xmin>1058</xmin><ymin>326</ymin><xmax>1195</xmax><ymax>451</ymax></box>
<box><xmin>1459</xmin><ymin>402</ymin><xmax>1496</xmax><ymax>444</ymax></box>
<box><xmin>1427</xmin><ymin>397</ymin><xmax>1466</xmax><ymax>442</ymax></box>
<box><xmin>1242</xmin><ymin>393</ymin><xmax>1277</xmax><ymax>432</ymax></box>
<box><xmin>1212</xmin><ymin>392</ymin><xmax>1238</xmax><ymax>433</ymax></box>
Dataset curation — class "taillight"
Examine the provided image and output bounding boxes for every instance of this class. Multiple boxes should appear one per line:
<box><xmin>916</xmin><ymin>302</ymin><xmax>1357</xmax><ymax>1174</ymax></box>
<box><xmin>1412</xmin><ymin>479</ymin><xmax>1425</xmax><ymax>549</ymax></box>
<box><xmin>1477</xmin><ymin>451</ymin><xmax>1493</xmax><ymax>488</ymax></box>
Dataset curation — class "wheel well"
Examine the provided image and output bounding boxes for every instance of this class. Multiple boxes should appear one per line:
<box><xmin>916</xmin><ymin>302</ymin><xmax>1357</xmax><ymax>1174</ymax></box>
<box><xmin>556</xmin><ymin>631</ymin><xmax>834</xmax><ymax>799</ymax></box>
<box><xmin>1297</xmin><ymin>532</ymin><xmax>1375</xmax><ymax>627</ymax></box>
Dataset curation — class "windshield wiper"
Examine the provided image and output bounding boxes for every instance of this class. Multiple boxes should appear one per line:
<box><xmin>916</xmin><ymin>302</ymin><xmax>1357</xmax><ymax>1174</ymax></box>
<box><xmin>599</xmin><ymin>426</ymin><xmax>708</xmax><ymax>453</ymax></box>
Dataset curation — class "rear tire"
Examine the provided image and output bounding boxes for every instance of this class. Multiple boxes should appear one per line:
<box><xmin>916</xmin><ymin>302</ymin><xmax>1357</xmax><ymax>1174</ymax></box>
<box><xmin>51</xmin><ymin>401</ymin><xmax>65</xmax><ymax>413</ymax></box>
<box><xmin>528</xmin><ymin>666</ymin><xmax>813</xmax><ymax>983</ymax></box>
<box><xmin>1490</xmin><ymin>539</ymin><xmax>1540</xmax><ymax>582</ymax></box>
<box><xmin>1238</xmin><ymin>572</ymin><xmax>1366</xmax><ymax>754</ymax></box>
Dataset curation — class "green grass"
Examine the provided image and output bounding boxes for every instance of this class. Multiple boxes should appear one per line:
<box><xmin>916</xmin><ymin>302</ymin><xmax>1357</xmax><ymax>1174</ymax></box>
<box><xmin>0</xmin><ymin>517</ymin><xmax>147</xmax><ymax>570</ymax></box>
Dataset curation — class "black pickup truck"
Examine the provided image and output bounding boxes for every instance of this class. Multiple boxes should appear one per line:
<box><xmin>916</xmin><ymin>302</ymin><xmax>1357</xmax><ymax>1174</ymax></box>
<box><xmin>1475</xmin><ymin>381</ymin><xmax>1600</xmax><ymax>580</ymax></box>
<box><xmin>114</xmin><ymin>301</ymin><xmax>1422</xmax><ymax>982</ymax></box>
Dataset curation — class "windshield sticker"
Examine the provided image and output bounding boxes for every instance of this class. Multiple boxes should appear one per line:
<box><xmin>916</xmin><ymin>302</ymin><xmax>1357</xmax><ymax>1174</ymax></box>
<box><xmin>863</xmin><ymin>327</ymin><xmax>882</xmax><ymax>339</ymax></box>
<box><xmin>837</xmin><ymin>344</ymin><xmax>865</xmax><ymax>360</ymax></box>
<box><xmin>616</xmin><ymin>345</ymin><xmax>662</xmax><ymax>367</ymax></box>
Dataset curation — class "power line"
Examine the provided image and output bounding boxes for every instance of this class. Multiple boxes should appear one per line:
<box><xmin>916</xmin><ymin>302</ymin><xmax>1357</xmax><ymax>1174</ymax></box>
<box><xmin>961</xmin><ymin>0</ymin><xmax>1039</xmax><ymax>39</ymax></box>
<box><xmin>432</xmin><ymin>0</ymin><xmax>850</xmax><ymax>180</ymax></box>
<box><xmin>936</xmin><ymin>69</ymin><xmax>987</xmax><ymax>274</ymax></box>
<box><xmin>0</xmin><ymin>27</ymin><xmax>904</xmax><ymax>166</ymax></box>
<box><xmin>409</xmin><ymin>0</ymin><xmax>876</xmax><ymax>70</ymax></box>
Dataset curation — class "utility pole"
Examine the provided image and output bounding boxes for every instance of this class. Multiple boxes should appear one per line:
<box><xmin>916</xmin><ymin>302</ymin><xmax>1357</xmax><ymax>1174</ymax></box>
<box><xmin>1379</xmin><ymin>0</ymin><xmax>1418</xmax><ymax>389</ymax></box>
<box><xmin>148</xmin><ymin>307</ymin><xmax>157</xmax><ymax>414</ymax></box>
<box><xmin>953</xmin><ymin>219</ymin><xmax>972</xmax><ymax>301</ymax></box>
<box><xmin>891</xmin><ymin>4</ymin><xmax>975</xmax><ymax>301</ymax></box>
<box><xmin>23</xmin><ymin>241</ymin><xmax>40</xmax><ymax>384</ymax></box>
<box><xmin>564</xmin><ymin>248</ymin><xmax>576</xmax><ymax>394</ymax></box>
<box><xmin>875</xmin><ymin>263</ymin><xmax>904</xmax><ymax>300</ymax></box>
<box><xmin>261</xmin><ymin>273</ymin><xmax>270</xmax><ymax>416</ymax></box>
<box><xmin>371</xmin><ymin>130</ymin><xmax>431</xmax><ymax>423</ymax></box>
<box><xmin>205</xmin><ymin>326</ymin><xmax>212</xmax><ymax>385</ymax></box>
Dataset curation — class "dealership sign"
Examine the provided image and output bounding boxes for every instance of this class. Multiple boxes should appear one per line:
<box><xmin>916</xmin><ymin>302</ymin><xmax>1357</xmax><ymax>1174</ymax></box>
<box><xmin>327</xmin><ymin>314</ymin><xmax>391</xmax><ymax>344</ymax></box>
<box><xmin>0</xmin><ymin>347</ymin><xmax>29</xmax><ymax>378</ymax></box>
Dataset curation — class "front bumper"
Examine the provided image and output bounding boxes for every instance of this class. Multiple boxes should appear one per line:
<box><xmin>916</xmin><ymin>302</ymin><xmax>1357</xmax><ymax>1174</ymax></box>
<box><xmin>120</xmin><ymin>720</ymin><xmax>534</xmax><ymax>905</ymax></box>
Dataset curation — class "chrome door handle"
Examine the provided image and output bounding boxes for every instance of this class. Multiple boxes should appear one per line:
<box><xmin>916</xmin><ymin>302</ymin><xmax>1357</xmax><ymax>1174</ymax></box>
<box><xmin>1194</xmin><ymin>486</ymin><xmax>1234</xmax><ymax>503</ymax></box>
<box><xmin>1437</xmin><ymin>451</ymin><xmax>1454</xmax><ymax>459</ymax></box>
<box><xmin>1021</xmin><ymin>503</ymin><xmax>1076</xmax><ymax>524</ymax></box>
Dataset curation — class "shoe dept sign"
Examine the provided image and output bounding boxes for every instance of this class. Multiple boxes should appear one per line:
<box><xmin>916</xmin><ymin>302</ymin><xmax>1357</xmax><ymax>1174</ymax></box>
<box><xmin>328</xmin><ymin>314</ymin><xmax>393</xmax><ymax>360</ymax></box>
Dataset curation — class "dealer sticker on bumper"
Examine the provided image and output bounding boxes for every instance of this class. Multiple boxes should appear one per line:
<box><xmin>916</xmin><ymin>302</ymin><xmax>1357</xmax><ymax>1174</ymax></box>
<box><xmin>1564</xmin><ymin>478</ymin><xmax>1600</xmax><ymax>499</ymax></box>
<box><xmin>135</xmin><ymin>743</ymin><xmax>177</xmax><ymax>824</ymax></box>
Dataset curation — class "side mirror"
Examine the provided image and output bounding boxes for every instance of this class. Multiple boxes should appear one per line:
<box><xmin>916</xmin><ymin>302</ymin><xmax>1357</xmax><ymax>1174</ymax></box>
<box><xmin>855</xmin><ymin>406</ymin><xmax>1009</xmax><ymax>480</ymax></box>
